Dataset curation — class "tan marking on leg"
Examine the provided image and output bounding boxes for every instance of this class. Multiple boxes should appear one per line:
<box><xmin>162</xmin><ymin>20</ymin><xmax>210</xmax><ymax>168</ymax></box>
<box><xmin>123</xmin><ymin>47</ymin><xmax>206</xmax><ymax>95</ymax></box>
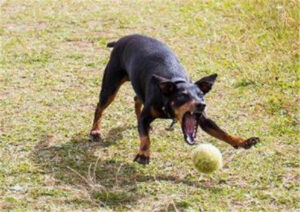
<box><xmin>150</xmin><ymin>106</ymin><xmax>162</xmax><ymax>118</ymax></box>
<box><xmin>91</xmin><ymin>76</ymin><xmax>128</xmax><ymax>133</ymax></box>
<box><xmin>205</xmin><ymin>128</ymin><xmax>244</xmax><ymax>148</ymax></box>
<box><xmin>138</xmin><ymin>136</ymin><xmax>151</xmax><ymax>157</ymax></box>
<box><xmin>134</xmin><ymin>97</ymin><xmax>143</xmax><ymax>120</ymax></box>
<box><xmin>91</xmin><ymin>93</ymin><xmax>118</xmax><ymax>132</ymax></box>
<box><xmin>120</xmin><ymin>76</ymin><xmax>129</xmax><ymax>83</ymax></box>
<box><xmin>91</xmin><ymin>106</ymin><xmax>103</xmax><ymax>133</ymax></box>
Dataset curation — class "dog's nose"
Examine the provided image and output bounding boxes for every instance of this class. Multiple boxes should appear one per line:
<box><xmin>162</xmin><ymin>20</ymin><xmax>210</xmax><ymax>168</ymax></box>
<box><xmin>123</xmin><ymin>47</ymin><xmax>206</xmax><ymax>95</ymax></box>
<box><xmin>196</xmin><ymin>102</ymin><xmax>206</xmax><ymax>111</ymax></box>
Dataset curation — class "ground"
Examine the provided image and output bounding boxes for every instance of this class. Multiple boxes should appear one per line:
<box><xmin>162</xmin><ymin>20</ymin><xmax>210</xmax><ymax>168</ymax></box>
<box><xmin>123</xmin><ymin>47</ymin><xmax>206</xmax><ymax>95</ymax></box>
<box><xmin>0</xmin><ymin>0</ymin><xmax>299</xmax><ymax>211</ymax></box>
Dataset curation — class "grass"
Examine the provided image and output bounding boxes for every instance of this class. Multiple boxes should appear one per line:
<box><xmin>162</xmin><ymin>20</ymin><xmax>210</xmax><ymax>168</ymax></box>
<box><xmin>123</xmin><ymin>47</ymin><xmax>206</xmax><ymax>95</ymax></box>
<box><xmin>0</xmin><ymin>0</ymin><xmax>299</xmax><ymax>211</ymax></box>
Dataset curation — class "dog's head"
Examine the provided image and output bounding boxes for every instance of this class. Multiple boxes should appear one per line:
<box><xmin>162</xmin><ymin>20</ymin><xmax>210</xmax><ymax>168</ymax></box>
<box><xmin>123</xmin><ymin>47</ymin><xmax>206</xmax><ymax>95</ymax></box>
<box><xmin>153</xmin><ymin>73</ymin><xmax>217</xmax><ymax>145</ymax></box>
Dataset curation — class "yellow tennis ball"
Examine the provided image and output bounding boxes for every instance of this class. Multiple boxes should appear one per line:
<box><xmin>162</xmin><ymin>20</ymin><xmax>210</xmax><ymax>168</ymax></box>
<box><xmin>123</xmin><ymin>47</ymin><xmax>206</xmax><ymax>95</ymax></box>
<box><xmin>192</xmin><ymin>143</ymin><xmax>223</xmax><ymax>174</ymax></box>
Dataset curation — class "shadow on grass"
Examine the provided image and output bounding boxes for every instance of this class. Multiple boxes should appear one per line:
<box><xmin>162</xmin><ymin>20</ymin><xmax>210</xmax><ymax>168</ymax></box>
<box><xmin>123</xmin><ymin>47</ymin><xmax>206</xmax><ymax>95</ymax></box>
<box><xmin>32</xmin><ymin>129</ymin><xmax>140</xmax><ymax>208</ymax></box>
<box><xmin>32</xmin><ymin>127</ymin><xmax>211</xmax><ymax>210</ymax></box>
<box><xmin>104</xmin><ymin>125</ymin><xmax>128</xmax><ymax>146</ymax></box>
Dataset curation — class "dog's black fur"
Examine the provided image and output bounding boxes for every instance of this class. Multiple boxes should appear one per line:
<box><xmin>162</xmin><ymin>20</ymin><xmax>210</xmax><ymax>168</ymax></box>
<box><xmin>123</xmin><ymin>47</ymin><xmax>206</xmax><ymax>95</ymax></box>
<box><xmin>90</xmin><ymin>34</ymin><xmax>259</xmax><ymax>164</ymax></box>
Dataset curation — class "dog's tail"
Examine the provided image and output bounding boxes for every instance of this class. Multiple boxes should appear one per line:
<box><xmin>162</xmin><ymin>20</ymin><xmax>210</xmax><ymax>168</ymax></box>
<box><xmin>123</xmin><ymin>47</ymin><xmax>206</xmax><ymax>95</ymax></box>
<box><xmin>107</xmin><ymin>41</ymin><xmax>116</xmax><ymax>48</ymax></box>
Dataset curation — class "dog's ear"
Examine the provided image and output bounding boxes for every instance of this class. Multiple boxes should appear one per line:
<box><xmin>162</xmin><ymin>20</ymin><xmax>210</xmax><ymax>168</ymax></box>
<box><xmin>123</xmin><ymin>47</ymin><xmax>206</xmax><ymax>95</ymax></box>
<box><xmin>195</xmin><ymin>73</ymin><xmax>218</xmax><ymax>94</ymax></box>
<box><xmin>153</xmin><ymin>74</ymin><xmax>177</xmax><ymax>95</ymax></box>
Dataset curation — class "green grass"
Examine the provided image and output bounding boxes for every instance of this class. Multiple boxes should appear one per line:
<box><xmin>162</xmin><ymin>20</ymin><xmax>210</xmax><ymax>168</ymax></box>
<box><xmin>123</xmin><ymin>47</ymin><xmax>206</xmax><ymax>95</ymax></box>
<box><xmin>1</xmin><ymin>0</ymin><xmax>299</xmax><ymax>211</ymax></box>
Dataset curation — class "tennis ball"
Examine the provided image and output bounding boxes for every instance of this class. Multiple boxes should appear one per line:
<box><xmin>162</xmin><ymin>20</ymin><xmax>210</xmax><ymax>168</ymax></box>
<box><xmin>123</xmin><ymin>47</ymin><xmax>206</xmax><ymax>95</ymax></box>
<box><xmin>192</xmin><ymin>143</ymin><xmax>223</xmax><ymax>174</ymax></box>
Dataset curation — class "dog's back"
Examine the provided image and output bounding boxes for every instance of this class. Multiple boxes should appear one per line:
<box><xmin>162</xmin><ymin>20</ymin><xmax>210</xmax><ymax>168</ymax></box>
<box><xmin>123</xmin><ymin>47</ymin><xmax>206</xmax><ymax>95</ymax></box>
<box><xmin>108</xmin><ymin>34</ymin><xmax>188</xmax><ymax>100</ymax></box>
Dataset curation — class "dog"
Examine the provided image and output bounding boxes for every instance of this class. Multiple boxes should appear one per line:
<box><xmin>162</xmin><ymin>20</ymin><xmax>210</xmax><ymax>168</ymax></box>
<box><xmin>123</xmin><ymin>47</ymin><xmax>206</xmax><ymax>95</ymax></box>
<box><xmin>90</xmin><ymin>34</ymin><xmax>259</xmax><ymax>164</ymax></box>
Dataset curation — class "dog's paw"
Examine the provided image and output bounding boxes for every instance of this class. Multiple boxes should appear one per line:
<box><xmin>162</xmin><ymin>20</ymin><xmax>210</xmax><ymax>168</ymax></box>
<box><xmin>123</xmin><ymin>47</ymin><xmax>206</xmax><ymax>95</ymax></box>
<box><xmin>241</xmin><ymin>137</ymin><xmax>260</xmax><ymax>149</ymax></box>
<box><xmin>134</xmin><ymin>154</ymin><xmax>150</xmax><ymax>165</ymax></box>
<box><xmin>90</xmin><ymin>130</ymin><xmax>102</xmax><ymax>142</ymax></box>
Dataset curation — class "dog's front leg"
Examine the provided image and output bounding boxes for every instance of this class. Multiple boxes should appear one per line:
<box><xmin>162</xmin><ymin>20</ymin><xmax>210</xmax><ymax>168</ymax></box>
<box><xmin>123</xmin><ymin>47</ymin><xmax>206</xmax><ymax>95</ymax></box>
<box><xmin>199</xmin><ymin>114</ymin><xmax>259</xmax><ymax>149</ymax></box>
<box><xmin>134</xmin><ymin>109</ymin><xmax>154</xmax><ymax>164</ymax></box>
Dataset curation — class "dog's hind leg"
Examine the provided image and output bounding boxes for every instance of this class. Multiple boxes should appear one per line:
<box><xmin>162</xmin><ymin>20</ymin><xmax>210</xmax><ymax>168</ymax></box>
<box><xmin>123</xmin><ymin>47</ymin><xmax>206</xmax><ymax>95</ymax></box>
<box><xmin>90</xmin><ymin>61</ymin><xmax>128</xmax><ymax>142</ymax></box>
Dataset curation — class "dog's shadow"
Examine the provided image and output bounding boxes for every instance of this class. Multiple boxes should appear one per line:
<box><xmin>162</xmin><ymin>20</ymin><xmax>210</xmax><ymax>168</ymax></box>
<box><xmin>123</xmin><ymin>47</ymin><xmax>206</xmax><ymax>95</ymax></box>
<box><xmin>32</xmin><ymin>132</ymin><xmax>139</xmax><ymax>208</ymax></box>
<box><xmin>102</xmin><ymin>125</ymin><xmax>128</xmax><ymax>146</ymax></box>
<box><xmin>32</xmin><ymin>126</ymin><xmax>210</xmax><ymax>210</ymax></box>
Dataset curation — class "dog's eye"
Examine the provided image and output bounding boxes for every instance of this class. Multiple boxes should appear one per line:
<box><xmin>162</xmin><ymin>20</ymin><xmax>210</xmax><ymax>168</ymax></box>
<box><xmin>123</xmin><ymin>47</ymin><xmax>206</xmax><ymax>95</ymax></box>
<box><xmin>175</xmin><ymin>93</ymin><xmax>190</xmax><ymax>105</ymax></box>
<box><xmin>178</xmin><ymin>93</ymin><xmax>188</xmax><ymax>100</ymax></box>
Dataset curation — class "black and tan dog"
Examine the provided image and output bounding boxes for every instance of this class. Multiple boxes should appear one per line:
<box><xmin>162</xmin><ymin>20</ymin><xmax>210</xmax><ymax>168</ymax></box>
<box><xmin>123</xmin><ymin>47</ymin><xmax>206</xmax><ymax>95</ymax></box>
<box><xmin>90</xmin><ymin>34</ymin><xmax>259</xmax><ymax>164</ymax></box>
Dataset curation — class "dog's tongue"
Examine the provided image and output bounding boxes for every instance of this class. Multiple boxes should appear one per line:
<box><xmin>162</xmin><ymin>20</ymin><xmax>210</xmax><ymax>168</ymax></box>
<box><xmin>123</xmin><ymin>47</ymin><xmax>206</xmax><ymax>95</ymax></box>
<box><xmin>184</xmin><ymin>113</ymin><xmax>197</xmax><ymax>144</ymax></box>
<box><xmin>185</xmin><ymin>114</ymin><xmax>196</xmax><ymax>135</ymax></box>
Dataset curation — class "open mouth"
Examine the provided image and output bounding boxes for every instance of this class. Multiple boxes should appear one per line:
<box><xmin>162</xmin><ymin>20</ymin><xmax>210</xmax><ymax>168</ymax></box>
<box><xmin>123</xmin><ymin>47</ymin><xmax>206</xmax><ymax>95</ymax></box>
<box><xmin>181</xmin><ymin>112</ymin><xmax>199</xmax><ymax>145</ymax></box>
